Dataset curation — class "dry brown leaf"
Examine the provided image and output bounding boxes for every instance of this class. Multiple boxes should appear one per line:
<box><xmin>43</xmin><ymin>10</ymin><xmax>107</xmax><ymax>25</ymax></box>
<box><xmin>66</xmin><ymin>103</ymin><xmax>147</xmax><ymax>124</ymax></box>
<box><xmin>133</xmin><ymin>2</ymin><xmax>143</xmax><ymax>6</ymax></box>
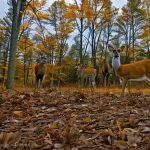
<box><xmin>54</xmin><ymin>143</ymin><xmax>63</xmax><ymax>148</ymax></box>
<box><xmin>13</xmin><ymin>111</ymin><xmax>24</xmax><ymax>118</ymax></box>
<box><xmin>114</xmin><ymin>140</ymin><xmax>127</xmax><ymax>150</ymax></box>
<box><xmin>83</xmin><ymin>117</ymin><xmax>92</xmax><ymax>123</ymax></box>
<box><xmin>44</xmin><ymin>133</ymin><xmax>53</xmax><ymax>145</ymax></box>
<box><xmin>100</xmin><ymin>129</ymin><xmax>115</xmax><ymax>138</ymax></box>
<box><xmin>141</xmin><ymin>127</ymin><xmax>150</xmax><ymax>133</ymax></box>
<box><xmin>124</xmin><ymin>128</ymin><xmax>141</xmax><ymax>146</ymax></box>
<box><xmin>0</xmin><ymin>132</ymin><xmax>21</xmax><ymax>148</ymax></box>
<box><xmin>127</xmin><ymin>134</ymin><xmax>141</xmax><ymax>146</ymax></box>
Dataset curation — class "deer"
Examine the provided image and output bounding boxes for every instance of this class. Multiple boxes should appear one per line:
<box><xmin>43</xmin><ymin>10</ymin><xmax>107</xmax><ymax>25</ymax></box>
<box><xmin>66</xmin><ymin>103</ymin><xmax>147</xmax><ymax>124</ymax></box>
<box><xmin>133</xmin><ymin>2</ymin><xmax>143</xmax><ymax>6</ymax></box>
<box><xmin>108</xmin><ymin>44</ymin><xmax>150</xmax><ymax>95</ymax></box>
<box><xmin>35</xmin><ymin>57</ymin><xmax>46</xmax><ymax>88</ymax></box>
<box><xmin>75</xmin><ymin>64</ymin><xmax>96</xmax><ymax>88</ymax></box>
<box><xmin>101</xmin><ymin>58</ymin><xmax>112</xmax><ymax>87</ymax></box>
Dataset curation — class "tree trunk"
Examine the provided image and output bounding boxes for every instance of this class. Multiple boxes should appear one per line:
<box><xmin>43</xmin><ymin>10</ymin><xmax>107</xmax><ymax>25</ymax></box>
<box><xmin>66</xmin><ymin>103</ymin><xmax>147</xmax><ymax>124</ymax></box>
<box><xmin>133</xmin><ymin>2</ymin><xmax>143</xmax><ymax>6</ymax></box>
<box><xmin>0</xmin><ymin>45</ymin><xmax>1</xmax><ymax>60</ymax></box>
<box><xmin>26</xmin><ymin>54</ymin><xmax>32</xmax><ymax>85</ymax></box>
<box><xmin>2</xmin><ymin>42</ymin><xmax>9</xmax><ymax>85</ymax></box>
<box><xmin>6</xmin><ymin>0</ymin><xmax>26</xmax><ymax>89</ymax></box>
<box><xmin>91</xmin><ymin>23</ymin><xmax>96</xmax><ymax>68</ymax></box>
<box><xmin>79</xmin><ymin>18</ymin><xmax>83</xmax><ymax>64</ymax></box>
<box><xmin>131</xmin><ymin>15</ymin><xmax>135</xmax><ymax>62</ymax></box>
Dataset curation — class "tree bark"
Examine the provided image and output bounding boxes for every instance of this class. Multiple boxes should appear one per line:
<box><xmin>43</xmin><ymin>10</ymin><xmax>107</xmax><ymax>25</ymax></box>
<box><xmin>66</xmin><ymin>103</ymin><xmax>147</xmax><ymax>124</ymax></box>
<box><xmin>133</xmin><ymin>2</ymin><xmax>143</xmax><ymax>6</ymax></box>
<box><xmin>79</xmin><ymin>18</ymin><xmax>83</xmax><ymax>64</ymax></box>
<box><xmin>6</xmin><ymin>0</ymin><xmax>26</xmax><ymax>89</ymax></box>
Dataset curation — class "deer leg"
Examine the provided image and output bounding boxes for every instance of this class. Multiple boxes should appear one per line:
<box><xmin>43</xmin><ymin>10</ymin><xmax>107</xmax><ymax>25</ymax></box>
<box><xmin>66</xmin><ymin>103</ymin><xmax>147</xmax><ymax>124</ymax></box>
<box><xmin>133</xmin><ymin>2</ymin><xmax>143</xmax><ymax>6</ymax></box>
<box><xmin>77</xmin><ymin>77</ymin><xmax>80</xmax><ymax>87</ymax></box>
<box><xmin>146</xmin><ymin>77</ymin><xmax>150</xmax><ymax>83</ymax></box>
<box><xmin>102</xmin><ymin>73</ymin><xmax>107</xmax><ymax>87</ymax></box>
<box><xmin>40</xmin><ymin>75</ymin><xmax>44</xmax><ymax>88</ymax></box>
<box><xmin>39</xmin><ymin>78</ymin><xmax>42</xmax><ymax>88</ymax></box>
<box><xmin>127</xmin><ymin>80</ymin><xmax>131</xmax><ymax>94</ymax></box>
<box><xmin>90</xmin><ymin>77</ymin><xmax>93</xmax><ymax>87</ymax></box>
<box><xmin>86</xmin><ymin>77</ymin><xmax>89</xmax><ymax>87</ymax></box>
<box><xmin>91</xmin><ymin>76</ymin><xmax>96</xmax><ymax>87</ymax></box>
<box><xmin>104</xmin><ymin>76</ymin><xmax>106</xmax><ymax>87</ymax></box>
<box><xmin>121</xmin><ymin>78</ymin><xmax>128</xmax><ymax>95</ymax></box>
<box><xmin>85</xmin><ymin>77</ymin><xmax>88</xmax><ymax>87</ymax></box>
<box><xmin>84</xmin><ymin>78</ymin><xmax>86</xmax><ymax>86</ymax></box>
<box><xmin>145</xmin><ymin>78</ymin><xmax>150</xmax><ymax>87</ymax></box>
<box><xmin>81</xmin><ymin>77</ymin><xmax>84</xmax><ymax>88</ymax></box>
<box><xmin>37</xmin><ymin>80</ymin><xmax>40</xmax><ymax>88</ymax></box>
<box><xmin>106</xmin><ymin>76</ymin><xmax>108</xmax><ymax>87</ymax></box>
<box><xmin>90</xmin><ymin>77</ymin><xmax>94</xmax><ymax>88</ymax></box>
<box><xmin>35</xmin><ymin>77</ymin><xmax>38</xmax><ymax>88</ymax></box>
<box><xmin>106</xmin><ymin>74</ymin><xmax>110</xmax><ymax>87</ymax></box>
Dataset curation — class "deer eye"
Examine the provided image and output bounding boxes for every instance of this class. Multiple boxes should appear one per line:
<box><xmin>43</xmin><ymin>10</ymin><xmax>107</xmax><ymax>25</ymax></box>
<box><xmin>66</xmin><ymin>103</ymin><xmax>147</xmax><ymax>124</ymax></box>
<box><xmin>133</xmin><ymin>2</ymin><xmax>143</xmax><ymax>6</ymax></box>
<box><xmin>117</xmin><ymin>49</ymin><xmax>121</xmax><ymax>53</ymax></box>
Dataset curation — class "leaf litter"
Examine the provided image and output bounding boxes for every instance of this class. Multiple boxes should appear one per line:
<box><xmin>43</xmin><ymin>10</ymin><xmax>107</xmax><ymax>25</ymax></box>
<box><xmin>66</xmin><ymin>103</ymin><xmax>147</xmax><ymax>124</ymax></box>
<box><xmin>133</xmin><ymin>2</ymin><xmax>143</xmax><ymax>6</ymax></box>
<box><xmin>0</xmin><ymin>88</ymin><xmax>150</xmax><ymax>150</ymax></box>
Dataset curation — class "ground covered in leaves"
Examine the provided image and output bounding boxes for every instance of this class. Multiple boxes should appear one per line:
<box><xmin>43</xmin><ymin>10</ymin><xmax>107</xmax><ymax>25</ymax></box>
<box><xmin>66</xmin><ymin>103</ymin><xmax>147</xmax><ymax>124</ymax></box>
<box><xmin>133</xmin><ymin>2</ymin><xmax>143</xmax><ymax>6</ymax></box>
<box><xmin>0</xmin><ymin>88</ymin><xmax>150</xmax><ymax>150</ymax></box>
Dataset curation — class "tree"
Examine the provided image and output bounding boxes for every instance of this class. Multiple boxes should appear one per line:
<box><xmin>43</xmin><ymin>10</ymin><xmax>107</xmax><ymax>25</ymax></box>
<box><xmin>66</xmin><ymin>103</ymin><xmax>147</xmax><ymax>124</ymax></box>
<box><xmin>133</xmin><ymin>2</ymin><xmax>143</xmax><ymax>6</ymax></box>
<box><xmin>6</xmin><ymin>0</ymin><xmax>30</xmax><ymax>89</ymax></box>
<box><xmin>140</xmin><ymin>0</ymin><xmax>150</xmax><ymax>58</ymax></box>
<box><xmin>66</xmin><ymin>0</ymin><xmax>93</xmax><ymax>64</ymax></box>
<box><xmin>48</xmin><ymin>0</ymin><xmax>73</xmax><ymax>66</ymax></box>
<box><xmin>115</xmin><ymin>0</ymin><xmax>145</xmax><ymax>62</ymax></box>
<box><xmin>0</xmin><ymin>12</ymin><xmax>12</xmax><ymax>84</ymax></box>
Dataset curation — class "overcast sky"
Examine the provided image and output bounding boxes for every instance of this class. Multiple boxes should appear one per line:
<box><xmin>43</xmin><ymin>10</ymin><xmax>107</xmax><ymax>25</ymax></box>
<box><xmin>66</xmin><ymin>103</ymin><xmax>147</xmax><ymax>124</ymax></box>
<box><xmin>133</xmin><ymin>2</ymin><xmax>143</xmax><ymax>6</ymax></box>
<box><xmin>0</xmin><ymin>0</ymin><xmax>127</xmax><ymax>19</ymax></box>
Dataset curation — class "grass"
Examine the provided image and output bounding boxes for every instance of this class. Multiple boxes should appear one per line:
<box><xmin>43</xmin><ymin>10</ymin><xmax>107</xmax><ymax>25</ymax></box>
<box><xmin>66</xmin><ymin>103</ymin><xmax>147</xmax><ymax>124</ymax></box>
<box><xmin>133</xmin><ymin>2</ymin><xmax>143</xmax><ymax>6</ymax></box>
<box><xmin>0</xmin><ymin>84</ymin><xmax>149</xmax><ymax>94</ymax></box>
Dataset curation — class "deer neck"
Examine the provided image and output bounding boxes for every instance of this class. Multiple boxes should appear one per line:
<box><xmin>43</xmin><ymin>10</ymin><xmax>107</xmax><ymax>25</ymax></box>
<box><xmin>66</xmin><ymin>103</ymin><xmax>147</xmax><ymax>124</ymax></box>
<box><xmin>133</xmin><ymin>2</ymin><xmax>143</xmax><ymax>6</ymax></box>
<box><xmin>112</xmin><ymin>56</ymin><xmax>121</xmax><ymax>71</ymax></box>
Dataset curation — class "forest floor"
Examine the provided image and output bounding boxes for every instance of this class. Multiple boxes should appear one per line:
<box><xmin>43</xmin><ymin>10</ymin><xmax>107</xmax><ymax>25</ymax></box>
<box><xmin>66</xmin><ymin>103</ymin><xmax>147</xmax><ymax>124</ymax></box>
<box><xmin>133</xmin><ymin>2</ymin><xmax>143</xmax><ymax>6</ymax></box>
<box><xmin>0</xmin><ymin>86</ymin><xmax>150</xmax><ymax>150</ymax></box>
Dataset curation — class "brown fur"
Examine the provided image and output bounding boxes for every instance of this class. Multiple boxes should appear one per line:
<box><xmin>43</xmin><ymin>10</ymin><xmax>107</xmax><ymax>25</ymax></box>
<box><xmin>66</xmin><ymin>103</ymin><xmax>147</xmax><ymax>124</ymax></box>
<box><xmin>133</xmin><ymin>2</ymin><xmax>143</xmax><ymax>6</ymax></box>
<box><xmin>102</xmin><ymin>59</ymin><xmax>112</xmax><ymax>86</ymax></box>
<box><xmin>35</xmin><ymin>63</ymin><xmax>46</xmax><ymax>88</ymax></box>
<box><xmin>108</xmin><ymin>44</ymin><xmax>150</xmax><ymax>95</ymax></box>
<box><xmin>118</xmin><ymin>59</ymin><xmax>150</xmax><ymax>79</ymax></box>
<box><xmin>82</xmin><ymin>67</ymin><xmax>96</xmax><ymax>76</ymax></box>
<box><xmin>76</xmin><ymin>65</ymin><xmax>96</xmax><ymax>87</ymax></box>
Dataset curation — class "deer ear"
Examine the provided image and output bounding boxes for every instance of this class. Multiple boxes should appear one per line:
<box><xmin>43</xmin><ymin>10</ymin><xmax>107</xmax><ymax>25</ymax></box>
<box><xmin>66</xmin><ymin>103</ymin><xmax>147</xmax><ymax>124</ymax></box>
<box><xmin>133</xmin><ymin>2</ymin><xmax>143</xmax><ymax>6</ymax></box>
<box><xmin>108</xmin><ymin>44</ymin><xmax>115</xmax><ymax>51</ymax></box>
<box><xmin>120</xmin><ymin>45</ymin><xmax>125</xmax><ymax>50</ymax></box>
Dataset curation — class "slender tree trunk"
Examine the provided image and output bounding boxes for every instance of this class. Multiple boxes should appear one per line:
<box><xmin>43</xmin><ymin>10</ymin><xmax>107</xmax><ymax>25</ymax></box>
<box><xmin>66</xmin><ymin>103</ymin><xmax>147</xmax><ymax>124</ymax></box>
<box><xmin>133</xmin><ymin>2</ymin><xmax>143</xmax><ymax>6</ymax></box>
<box><xmin>26</xmin><ymin>51</ymin><xmax>33</xmax><ymax>86</ymax></box>
<box><xmin>91</xmin><ymin>23</ymin><xmax>96</xmax><ymax>68</ymax></box>
<box><xmin>125</xmin><ymin>23</ymin><xmax>129</xmax><ymax>63</ymax></box>
<box><xmin>80</xmin><ymin>18</ymin><xmax>83</xmax><ymax>64</ymax></box>
<box><xmin>6</xmin><ymin>1</ymin><xmax>20</xmax><ymax>89</ymax></box>
<box><xmin>0</xmin><ymin>45</ymin><xmax>2</xmax><ymax>60</ymax></box>
<box><xmin>2</xmin><ymin>42</ymin><xmax>9</xmax><ymax>85</ymax></box>
<box><xmin>129</xmin><ymin>24</ymin><xmax>132</xmax><ymax>62</ymax></box>
<box><xmin>58</xmin><ymin>43</ymin><xmax>63</xmax><ymax>86</ymax></box>
<box><xmin>105</xmin><ymin>24</ymin><xmax>111</xmax><ymax>58</ymax></box>
<box><xmin>91</xmin><ymin>23</ymin><xmax>99</xmax><ymax>85</ymax></box>
<box><xmin>50</xmin><ymin>48</ymin><xmax>54</xmax><ymax>87</ymax></box>
<box><xmin>6</xmin><ymin>0</ymin><xmax>26</xmax><ymax>89</ymax></box>
<box><xmin>23</xmin><ymin>55</ymin><xmax>26</xmax><ymax>85</ymax></box>
<box><xmin>131</xmin><ymin>16</ymin><xmax>135</xmax><ymax>62</ymax></box>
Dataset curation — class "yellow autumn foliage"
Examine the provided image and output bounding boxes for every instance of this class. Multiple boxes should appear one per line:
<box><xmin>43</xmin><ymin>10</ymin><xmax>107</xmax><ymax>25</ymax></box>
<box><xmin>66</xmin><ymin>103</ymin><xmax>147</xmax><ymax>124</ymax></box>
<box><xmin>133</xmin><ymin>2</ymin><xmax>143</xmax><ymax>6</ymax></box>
<box><xmin>20</xmin><ymin>22</ymin><xmax>30</xmax><ymax>31</ymax></box>
<box><xmin>36</xmin><ymin>12</ymin><xmax>49</xmax><ymax>20</ymax></box>
<box><xmin>65</xmin><ymin>11</ymin><xmax>76</xmax><ymax>19</ymax></box>
<box><xmin>29</xmin><ymin>0</ymin><xmax>47</xmax><ymax>9</ymax></box>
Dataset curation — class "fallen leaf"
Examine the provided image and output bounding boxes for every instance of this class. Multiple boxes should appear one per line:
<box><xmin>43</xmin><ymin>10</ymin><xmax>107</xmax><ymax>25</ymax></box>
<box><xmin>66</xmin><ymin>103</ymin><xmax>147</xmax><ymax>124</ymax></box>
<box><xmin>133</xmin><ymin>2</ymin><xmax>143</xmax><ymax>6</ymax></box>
<box><xmin>83</xmin><ymin>117</ymin><xmax>92</xmax><ymax>123</ymax></box>
<box><xmin>13</xmin><ymin>111</ymin><xmax>24</xmax><ymax>118</ymax></box>
<box><xmin>141</xmin><ymin>127</ymin><xmax>150</xmax><ymax>133</ymax></box>
<box><xmin>0</xmin><ymin>132</ymin><xmax>21</xmax><ymax>148</ymax></box>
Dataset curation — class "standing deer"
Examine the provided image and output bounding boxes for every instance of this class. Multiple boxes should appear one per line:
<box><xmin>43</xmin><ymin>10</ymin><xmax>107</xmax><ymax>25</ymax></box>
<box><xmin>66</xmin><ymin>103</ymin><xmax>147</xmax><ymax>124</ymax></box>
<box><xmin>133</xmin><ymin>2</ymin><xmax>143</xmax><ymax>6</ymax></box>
<box><xmin>35</xmin><ymin>58</ymin><xmax>46</xmax><ymax>88</ymax></box>
<box><xmin>75</xmin><ymin>65</ymin><xmax>96</xmax><ymax>88</ymax></box>
<box><xmin>108</xmin><ymin>44</ymin><xmax>150</xmax><ymax>95</ymax></box>
<box><xmin>101</xmin><ymin>59</ymin><xmax>112</xmax><ymax>87</ymax></box>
